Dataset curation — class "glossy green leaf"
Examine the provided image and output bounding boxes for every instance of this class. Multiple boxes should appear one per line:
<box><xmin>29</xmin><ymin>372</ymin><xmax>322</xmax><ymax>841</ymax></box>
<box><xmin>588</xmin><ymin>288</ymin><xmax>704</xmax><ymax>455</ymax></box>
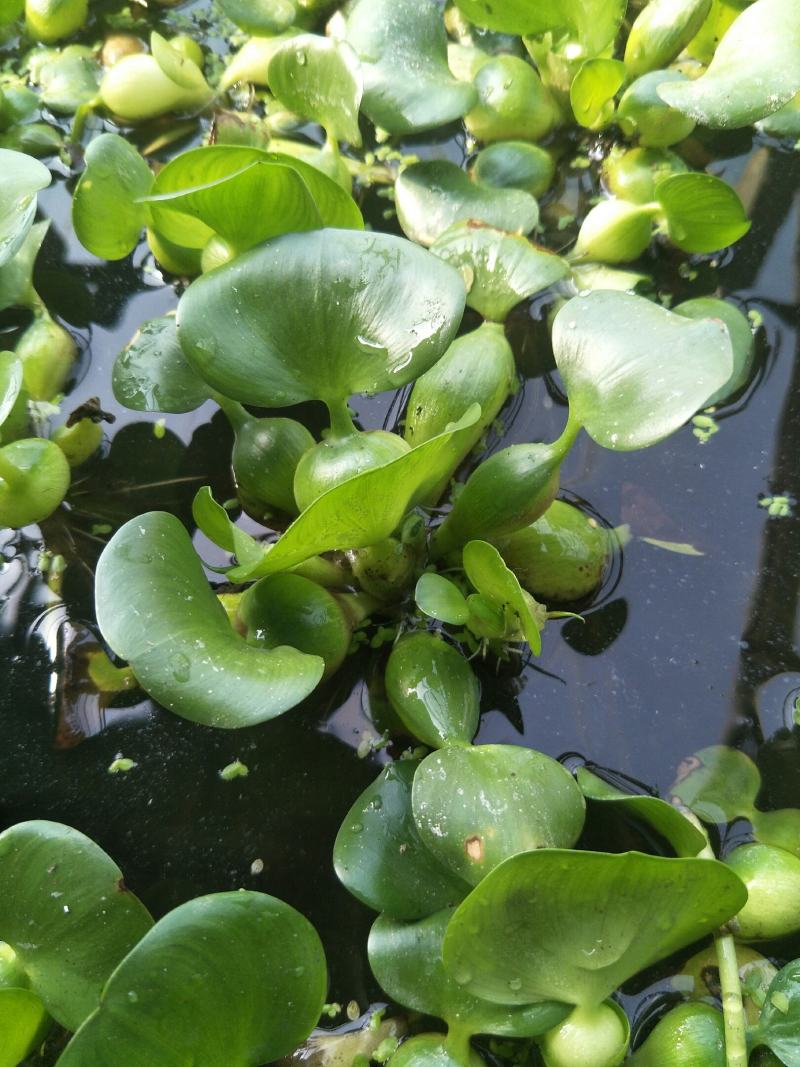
<box><xmin>751</xmin><ymin>960</ymin><xmax>800</xmax><ymax>1066</ymax></box>
<box><xmin>455</xmin><ymin>0</ymin><xmax>626</xmax><ymax>55</ymax></box>
<box><xmin>552</xmin><ymin>291</ymin><xmax>733</xmax><ymax>450</ymax></box>
<box><xmin>0</xmin><ymin>352</ymin><xmax>22</xmax><ymax>428</ymax></box>
<box><xmin>576</xmin><ymin>768</ymin><xmax>706</xmax><ymax>857</ymax></box>
<box><xmin>570</xmin><ymin>59</ymin><xmax>626</xmax><ymax>129</ymax></box>
<box><xmin>0</xmin><ymin>987</ymin><xmax>49</xmax><ymax>1067</ymax></box>
<box><xmin>385</xmin><ymin>632</ymin><xmax>480</xmax><ymax>748</ymax></box>
<box><xmin>657</xmin><ymin>0</ymin><xmax>800</xmax><ymax>128</ymax></box>
<box><xmin>215</xmin><ymin>0</ymin><xmax>294</xmax><ymax>34</ymax></box>
<box><xmin>113</xmin><ymin>314</ymin><xmax>212</xmax><ymax>413</ymax></box>
<box><xmin>345</xmin><ymin>0</ymin><xmax>476</xmax><ymax>134</ymax></box>
<box><xmin>395</xmin><ymin>162</ymin><xmax>539</xmax><ymax>248</ymax></box>
<box><xmin>72</xmin><ymin>133</ymin><xmax>153</xmax><ymax>260</ymax></box>
<box><xmin>442</xmin><ymin>849</ymin><xmax>747</xmax><ymax>1007</ymax></box>
<box><xmin>0</xmin><ymin>438</ymin><xmax>70</xmax><ymax>528</ymax></box>
<box><xmin>669</xmin><ymin>744</ymin><xmax>760</xmax><ymax>823</ymax></box>
<box><xmin>219</xmin><ymin>32</ymin><xmax>300</xmax><ymax>90</ymax></box>
<box><xmin>0</xmin><ymin>821</ymin><xmax>153</xmax><ymax>1032</ymax></box>
<box><xmin>0</xmin><ymin>219</ymin><xmax>48</xmax><ymax>313</ymax></box>
<box><xmin>226</xmin><ymin>407</ymin><xmax>480</xmax><ymax>582</ymax></box>
<box><xmin>95</xmin><ymin>511</ymin><xmax>325</xmax><ymax>727</ymax></box>
<box><xmin>624</xmin><ymin>0</ymin><xmax>712</xmax><ymax>78</ymax></box>
<box><xmin>36</xmin><ymin>45</ymin><xmax>100</xmax><ymax>114</ymax></box>
<box><xmin>463</xmin><ymin>540</ymin><xmax>543</xmax><ymax>653</ymax></box>
<box><xmin>177</xmin><ymin>227</ymin><xmax>464</xmax><ymax>406</ymax></box>
<box><xmin>192</xmin><ymin>486</ymin><xmax>263</xmax><ymax>568</ymax></box>
<box><xmin>144</xmin><ymin>147</ymin><xmax>361</xmax><ymax>251</ymax></box>
<box><xmin>269</xmin><ymin>34</ymin><xmax>363</xmax><ymax>145</ymax></box>
<box><xmin>674</xmin><ymin>296</ymin><xmax>755</xmax><ymax>405</ymax></box>
<box><xmin>413</xmin><ymin>745</ymin><xmax>585</xmax><ymax>885</ymax></box>
<box><xmin>415</xmin><ymin>573</ymin><xmax>470</xmax><ymax>625</ymax></box>
<box><xmin>656</xmin><ymin>173</ymin><xmax>750</xmax><ymax>253</ymax></box>
<box><xmin>58</xmin><ymin>892</ymin><xmax>327</xmax><ymax>1067</ymax></box>
<box><xmin>0</xmin><ymin>149</ymin><xmax>50</xmax><ymax>268</ymax></box>
<box><xmin>470</xmin><ymin>142</ymin><xmax>555</xmax><ymax>200</ymax></box>
<box><xmin>431</xmin><ymin>222</ymin><xmax>569</xmax><ymax>322</ymax></box>
<box><xmin>150</xmin><ymin>32</ymin><xmax>207</xmax><ymax>93</ymax></box>
<box><xmin>465</xmin><ymin>55</ymin><xmax>558</xmax><ymax>143</ymax></box>
<box><xmin>369</xmin><ymin>910</ymin><xmax>570</xmax><ymax>1037</ymax></box>
<box><xmin>333</xmin><ymin>761</ymin><xmax>470</xmax><ymax>921</ymax></box>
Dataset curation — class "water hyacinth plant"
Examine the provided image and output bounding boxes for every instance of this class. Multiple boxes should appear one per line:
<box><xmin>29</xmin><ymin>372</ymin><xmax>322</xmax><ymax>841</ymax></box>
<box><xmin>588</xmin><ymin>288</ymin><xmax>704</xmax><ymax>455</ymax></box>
<box><xmin>2</xmin><ymin>0</ymin><xmax>800</xmax><ymax>1064</ymax></box>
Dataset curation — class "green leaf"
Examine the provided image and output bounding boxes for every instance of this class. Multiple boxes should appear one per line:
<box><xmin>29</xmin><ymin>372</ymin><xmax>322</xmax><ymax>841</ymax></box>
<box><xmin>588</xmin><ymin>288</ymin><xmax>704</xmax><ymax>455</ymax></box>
<box><xmin>58</xmin><ymin>891</ymin><xmax>327</xmax><ymax>1067</ymax></box>
<box><xmin>385</xmin><ymin>632</ymin><xmax>480</xmax><ymax>748</ymax></box>
<box><xmin>192</xmin><ymin>487</ymin><xmax>263</xmax><ymax>568</ymax></box>
<box><xmin>673</xmin><ymin>296</ymin><xmax>755</xmax><ymax>405</ymax></box>
<box><xmin>396</xmin><ymin>161</ymin><xmax>539</xmax><ymax>247</ymax></box>
<box><xmin>72</xmin><ymin>133</ymin><xmax>153</xmax><ymax>260</ymax></box>
<box><xmin>576</xmin><ymin>768</ymin><xmax>707</xmax><ymax>857</ymax></box>
<box><xmin>150</xmin><ymin>32</ymin><xmax>209</xmax><ymax>94</ymax></box>
<box><xmin>215</xmin><ymin>0</ymin><xmax>295</xmax><ymax>35</ymax></box>
<box><xmin>144</xmin><ymin>146</ymin><xmax>362</xmax><ymax>252</ymax></box>
<box><xmin>226</xmin><ymin>407</ymin><xmax>480</xmax><ymax>582</ymax></box>
<box><xmin>624</xmin><ymin>0</ymin><xmax>713</xmax><ymax>78</ymax></box>
<box><xmin>0</xmin><ymin>988</ymin><xmax>49</xmax><ymax>1067</ymax></box>
<box><xmin>752</xmin><ymin>960</ymin><xmax>800</xmax><ymax>1066</ymax></box>
<box><xmin>0</xmin><ymin>219</ymin><xmax>48</xmax><ymax>313</ymax></box>
<box><xmin>552</xmin><ymin>290</ymin><xmax>733</xmax><ymax>450</ymax></box>
<box><xmin>669</xmin><ymin>744</ymin><xmax>760</xmax><ymax>823</ymax></box>
<box><xmin>0</xmin><ymin>149</ymin><xmax>50</xmax><ymax>269</ymax></box>
<box><xmin>345</xmin><ymin>0</ymin><xmax>476</xmax><ymax>134</ymax></box>
<box><xmin>412</xmin><ymin>745</ymin><xmax>585</xmax><ymax>885</ymax></box>
<box><xmin>177</xmin><ymin>227</ymin><xmax>464</xmax><ymax>406</ymax></box>
<box><xmin>455</xmin><ymin>0</ymin><xmax>626</xmax><ymax>55</ymax></box>
<box><xmin>415</xmin><ymin>573</ymin><xmax>470</xmax><ymax>625</ymax></box>
<box><xmin>95</xmin><ymin>511</ymin><xmax>325</xmax><ymax>727</ymax></box>
<box><xmin>369</xmin><ymin>910</ymin><xmax>570</xmax><ymax>1038</ymax></box>
<box><xmin>0</xmin><ymin>821</ymin><xmax>153</xmax><ymax>1032</ymax></box>
<box><xmin>657</xmin><ymin>0</ymin><xmax>800</xmax><ymax>127</ymax></box>
<box><xmin>269</xmin><ymin>34</ymin><xmax>363</xmax><ymax>145</ymax></box>
<box><xmin>36</xmin><ymin>45</ymin><xmax>100</xmax><ymax>114</ymax></box>
<box><xmin>570</xmin><ymin>59</ymin><xmax>626</xmax><ymax>129</ymax></box>
<box><xmin>113</xmin><ymin>314</ymin><xmax>212</xmax><ymax>413</ymax></box>
<box><xmin>470</xmin><ymin>142</ymin><xmax>555</xmax><ymax>200</ymax></box>
<box><xmin>0</xmin><ymin>352</ymin><xmax>22</xmax><ymax>429</ymax></box>
<box><xmin>333</xmin><ymin>761</ymin><xmax>470</xmax><ymax>921</ymax></box>
<box><xmin>430</xmin><ymin>222</ymin><xmax>568</xmax><ymax>322</ymax></box>
<box><xmin>656</xmin><ymin>172</ymin><xmax>750</xmax><ymax>253</ymax></box>
<box><xmin>442</xmin><ymin>849</ymin><xmax>748</xmax><ymax>1007</ymax></box>
<box><xmin>462</xmin><ymin>540</ymin><xmax>543</xmax><ymax>653</ymax></box>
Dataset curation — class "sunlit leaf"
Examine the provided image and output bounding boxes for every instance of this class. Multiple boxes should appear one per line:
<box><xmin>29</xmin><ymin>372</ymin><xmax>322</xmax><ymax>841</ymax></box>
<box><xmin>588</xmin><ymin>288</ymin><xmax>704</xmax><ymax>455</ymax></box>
<box><xmin>113</xmin><ymin>315</ymin><xmax>212</xmax><ymax>413</ymax></box>
<box><xmin>552</xmin><ymin>290</ymin><xmax>733</xmax><ymax>450</ymax></box>
<box><xmin>269</xmin><ymin>34</ymin><xmax>363</xmax><ymax>145</ymax></box>
<box><xmin>0</xmin><ymin>352</ymin><xmax>23</xmax><ymax>429</ymax></box>
<box><xmin>0</xmin><ymin>148</ymin><xmax>50</xmax><ymax>268</ymax></box>
<box><xmin>0</xmin><ymin>988</ymin><xmax>49</xmax><ymax>1067</ymax></box>
<box><xmin>442</xmin><ymin>849</ymin><xmax>747</xmax><ymax>1006</ymax></box>
<box><xmin>58</xmin><ymin>892</ymin><xmax>327</xmax><ymax>1067</ymax></box>
<box><xmin>463</xmin><ymin>540</ymin><xmax>544</xmax><ymax>653</ymax></box>
<box><xmin>72</xmin><ymin>133</ymin><xmax>154</xmax><ymax>260</ymax></box>
<box><xmin>215</xmin><ymin>0</ymin><xmax>295</xmax><ymax>34</ymax></box>
<box><xmin>415</xmin><ymin>573</ymin><xmax>470</xmax><ymax>625</ymax></box>
<box><xmin>0</xmin><ymin>821</ymin><xmax>153</xmax><ymax>1032</ymax></box>
<box><xmin>455</xmin><ymin>0</ymin><xmax>626</xmax><ymax>56</ymax></box>
<box><xmin>656</xmin><ymin>173</ymin><xmax>750</xmax><ymax>253</ymax></box>
<box><xmin>570</xmin><ymin>58</ymin><xmax>626</xmax><ymax>129</ymax></box>
<box><xmin>192</xmin><ymin>486</ymin><xmax>263</xmax><ymax>568</ymax></box>
<box><xmin>0</xmin><ymin>219</ymin><xmax>48</xmax><ymax>313</ymax></box>
<box><xmin>751</xmin><ymin>960</ymin><xmax>800</xmax><ymax>1066</ymax></box>
<box><xmin>95</xmin><ymin>511</ymin><xmax>325</xmax><ymax>727</ymax></box>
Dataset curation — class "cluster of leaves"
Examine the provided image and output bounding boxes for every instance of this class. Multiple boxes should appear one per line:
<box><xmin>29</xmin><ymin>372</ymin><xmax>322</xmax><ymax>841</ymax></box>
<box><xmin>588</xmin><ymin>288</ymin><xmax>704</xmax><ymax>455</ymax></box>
<box><xmin>2</xmin><ymin>0</ymin><xmax>800</xmax><ymax>1064</ymax></box>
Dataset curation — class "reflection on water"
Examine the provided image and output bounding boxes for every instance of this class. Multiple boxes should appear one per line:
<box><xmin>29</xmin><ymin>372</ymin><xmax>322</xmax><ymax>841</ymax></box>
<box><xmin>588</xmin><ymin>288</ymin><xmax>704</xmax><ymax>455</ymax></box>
<box><xmin>1</xmin><ymin>116</ymin><xmax>799</xmax><ymax>1007</ymax></box>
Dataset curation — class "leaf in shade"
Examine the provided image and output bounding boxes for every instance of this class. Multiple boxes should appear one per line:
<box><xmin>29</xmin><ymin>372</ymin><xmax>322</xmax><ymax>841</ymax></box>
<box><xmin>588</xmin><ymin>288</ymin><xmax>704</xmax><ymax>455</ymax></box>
<box><xmin>751</xmin><ymin>960</ymin><xmax>800</xmax><ymax>1066</ymax></box>
<box><xmin>113</xmin><ymin>315</ymin><xmax>213</xmax><ymax>414</ymax></box>
<box><xmin>415</xmin><ymin>573</ymin><xmax>470</xmax><ymax>625</ymax></box>
<box><xmin>215</xmin><ymin>0</ymin><xmax>295</xmax><ymax>34</ymax></box>
<box><xmin>0</xmin><ymin>352</ymin><xmax>23</xmax><ymax>429</ymax></box>
<box><xmin>95</xmin><ymin>511</ymin><xmax>325</xmax><ymax>727</ymax></box>
<box><xmin>463</xmin><ymin>540</ymin><xmax>544</xmax><ymax>653</ymax></box>
<box><xmin>0</xmin><ymin>149</ymin><xmax>50</xmax><ymax>269</ymax></box>
<box><xmin>669</xmin><ymin>745</ymin><xmax>760</xmax><ymax>824</ymax></box>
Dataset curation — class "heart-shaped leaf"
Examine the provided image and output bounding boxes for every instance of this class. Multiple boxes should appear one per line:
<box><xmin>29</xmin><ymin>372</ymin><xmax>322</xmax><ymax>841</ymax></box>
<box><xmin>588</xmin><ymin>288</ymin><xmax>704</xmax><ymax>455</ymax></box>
<box><xmin>431</xmin><ymin>222</ymin><xmax>569</xmax><ymax>322</ymax></box>
<box><xmin>113</xmin><ymin>315</ymin><xmax>213</xmax><ymax>413</ymax></box>
<box><xmin>344</xmin><ymin>0</ymin><xmax>476</xmax><ymax>134</ymax></box>
<box><xmin>412</xmin><ymin>745</ymin><xmax>585</xmax><ymax>885</ymax></box>
<box><xmin>415</xmin><ymin>573</ymin><xmax>470</xmax><ymax>625</ymax></box>
<box><xmin>0</xmin><ymin>352</ymin><xmax>22</xmax><ymax>429</ymax></box>
<box><xmin>576</xmin><ymin>768</ymin><xmax>707</xmax><ymax>857</ymax></box>
<box><xmin>442</xmin><ymin>849</ymin><xmax>748</xmax><ymax>1007</ymax></box>
<box><xmin>552</xmin><ymin>290</ymin><xmax>733</xmax><ymax>450</ymax></box>
<box><xmin>269</xmin><ymin>34</ymin><xmax>363</xmax><ymax>145</ymax></box>
<box><xmin>95</xmin><ymin>511</ymin><xmax>325</xmax><ymax>727</ymax></box>
<box><xmin>226</xmin><ymin>407</ymin><xmax>480</xmax><ymax>582</ymax></box>
<box><xmin>72</xmin><ymin>133</ymin><xmax>154</xmax><ymax>260</ymax></box>
<box><xmin>751</xmin><ymin>960</ymin><xmax>800</xmax><ymax>1066</ymax></box>
<box><xmin>333</xmin><ymin>761</ymin><xmax>470</xmax><ymax>921</ymax></box>
<box><xmin>462</xmin><ymin>540</ymin><xmax>544</xmax><ymax>653</ymax></box>
<box><xmin>369</xmin><ymin>910</ymin><xmax>570</xmax><ymax>1038</ymax></box>
<box><xmin>385</xmin><ymin>632</ymin><xmax>480</xmax><ymax>748</ymax></box>
<box><xmin>58</xmin><ymin>891</ymin><xmax>327</xmax><ymax>1067</ymax></box>
<box><xmin>570</xmin><ymin>58</ymin><xmax>626</xmax><ymax>129</ymax></box>
<box><xmin>177</xmin><ymin>227</ymin><xmax>465</xmax><ymax>406</ymax></box>
<box><xmin>0</xmin><ymin>988</ymin><xmax>49</xmax><ymax>1066</ymax></box>
<box><xmin>0</xmin><ymin>149</ymin><xmax>50</xmax><ymax>269</ymax></box>
<box><xmin>669</xmin><ymin>745</ymin><xmax>760</xmax><ymax>824</ymax></box>
<box><xmin>395</xmin><ymin>162</ymin><xmax>539</xmax><ymax>248</ymax></box>
<box><xmin>657</xmin><ymin>0</ymin><xmax>800</xmax><ymax>127</ymax></box>
<box><xmin>143</xmin><ymin>149</ymin><xmax>362</xmax><ymax>254</ymax></box>
<box><xmin>0</xmin><ymin>821</ymin><xmax>153</xmax><ymax>1032</ymax></box>
<box><xmin>656</xmin><ymin>172</ymin><xmax>750</xmax><ymax>253</ymax></box>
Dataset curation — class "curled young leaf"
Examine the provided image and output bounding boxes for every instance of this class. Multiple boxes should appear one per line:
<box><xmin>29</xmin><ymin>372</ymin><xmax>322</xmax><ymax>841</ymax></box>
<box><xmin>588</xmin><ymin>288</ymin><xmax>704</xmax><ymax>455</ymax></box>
<box><xmin>463</xmin><ymin>540</ymin><xmax>544</xmax><ymax>653</ymax></box>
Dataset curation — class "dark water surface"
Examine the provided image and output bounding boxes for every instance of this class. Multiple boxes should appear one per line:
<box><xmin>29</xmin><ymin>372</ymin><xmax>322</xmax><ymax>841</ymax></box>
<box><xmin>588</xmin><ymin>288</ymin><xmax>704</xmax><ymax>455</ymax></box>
<box><xmin>1</xmin><ymin>10</ymin><xmax>800</xmax><ymax>1020</ymax></box>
